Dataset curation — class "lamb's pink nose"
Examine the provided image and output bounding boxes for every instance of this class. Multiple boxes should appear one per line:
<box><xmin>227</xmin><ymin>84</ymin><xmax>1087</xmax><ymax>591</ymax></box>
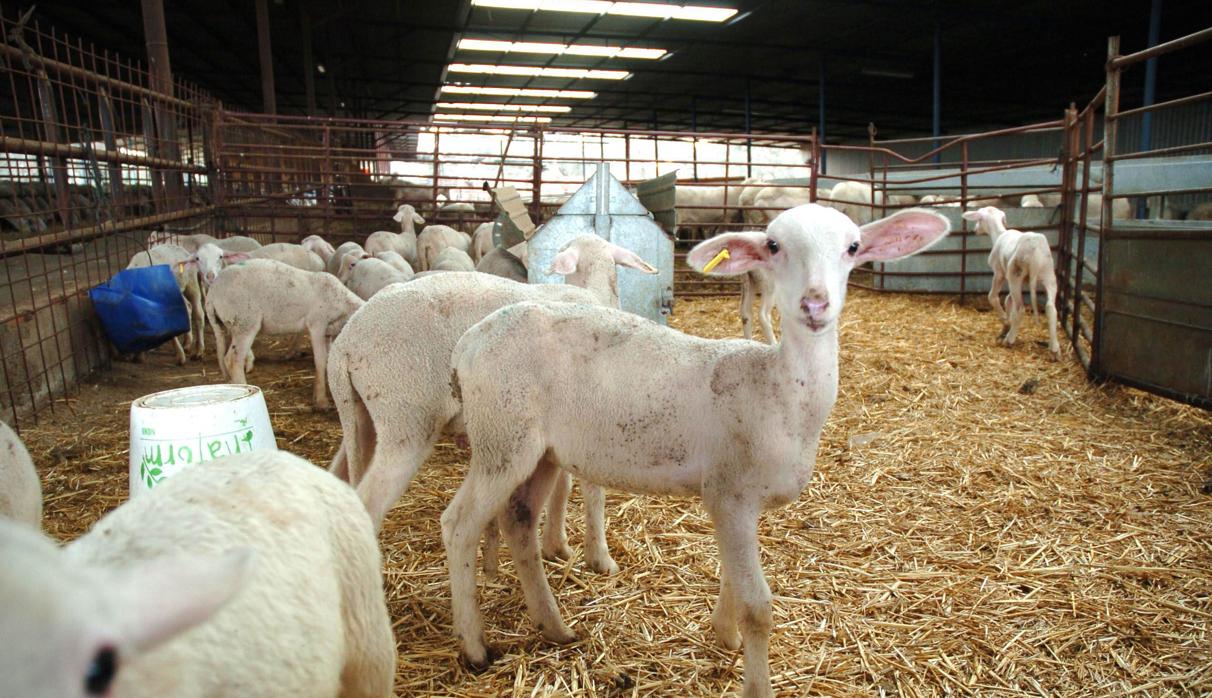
<box><xmin>802</xmin><ymin>297</ymin><xmax>829</xmax><ymax>316</ymax></box>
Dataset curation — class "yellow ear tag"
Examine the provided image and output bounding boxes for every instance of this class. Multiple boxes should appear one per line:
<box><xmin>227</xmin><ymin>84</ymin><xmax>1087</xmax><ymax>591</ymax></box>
<box><xmin>702</xmin><ymin>248</ymin><xmax>730</xmax><ymax>273</ymax></box>
<box><xmin>175</xmin><ymin>262</ymin><xmax>185</xmax><ymax>273</ymax></box>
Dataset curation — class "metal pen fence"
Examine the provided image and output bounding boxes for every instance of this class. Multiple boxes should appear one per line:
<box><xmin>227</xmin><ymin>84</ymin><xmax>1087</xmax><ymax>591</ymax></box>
<box><xmin>0</xmin><ymin>8</ymin><xmax>216</xmax><ymax>428</ymax></box>
<box><xmin>1</xmin><ymin>8</ymin><xmax>1209</xmax><ymax>427</ymax></box>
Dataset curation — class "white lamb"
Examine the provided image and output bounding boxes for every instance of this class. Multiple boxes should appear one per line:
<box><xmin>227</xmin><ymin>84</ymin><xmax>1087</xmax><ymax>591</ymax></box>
<box><xmin>344</xmin><ymin>257</ymin><xmax>412</xmax><ymax>300</ymax></box>
<box><xmin>328</xmin><ymin>241</ymin><xmax>369</xmax><ymax>276</ymax></box>
<box><xmin>374</xmin><ymin>250</ymin><xmax>414</xmax><ymax>275</ymax></box>
<box><xmin>191</xmin><ymin>242</ymin><xmax>323</xmax><ymax>285</ymax></box>
<box><xmin>828</xmin><ymin>181</ymin><xmax>885</xmax><ymax>224</ymax></box>
<box><xmin>126</xmin><ymin>244</ymin><xmax>205</xmax><ymax>364</ymax></box>
<box><xmin>301</xmin><ymin>234</ymin><xmax>337</xmax><ymax>265</ymax></box>
<box><xmin>415</xmin><ymin>224</ymin><xmax>470</xmax><ymax>272</ymax></box>
<box><xmin>327</xmin><ymin>235</ymin><xmax>657</xmax><ymax>579</ymax></box>
<box><xmin>469</xmin><ymin>222</ymin><xmax>494</xmax><ymax>263</ymax></box>
<box><xmin>748</xmin><ymin>186</ymin><xmax>812</xmax><ymax>225</ymax></box>
<box><xmin>0</xmin><ymin>449</ymin><xmax>394</xmax><ymax>697</ymax></box>
<box><xmin>205</xmin><ymin>259</ymin><xmax>364</xmax><ymax>408</ymax></box>
<box><xmin>442</xmin><ymin>205</ymin><xmax>949</xmax><ymax>698</ymax></box>
<box><xmin>963</xmin><ymin>206</ymin><xmax>1060</xmax><ymax>359</ymax></box>
<box><xmin>431</xmin><ymin>247</ymin><xmax>475</xmax><ymax>272</ymax></box>
<box><xmin>365</xmin><ymin>204</ymin><xmax>423</xmax><ymax>267</ymax></box>
<box><xmin>475</xmin><ymin>246</ymin><xmax>527</xmax><ymax>283</ymax></box>
<box><xmin>1020</xmin><ymin>194</ymin><xmax>1044</xmax><ymax>207</ymax></box>
<box><xmin>147</xmin><ymin>231</ymin><xmax>261</xmax><ymax>253</ymax></box>
<box><xmin>0</xmin><ymin>419</ymin><xmax>40</xmax><ymax>528</ymax></box>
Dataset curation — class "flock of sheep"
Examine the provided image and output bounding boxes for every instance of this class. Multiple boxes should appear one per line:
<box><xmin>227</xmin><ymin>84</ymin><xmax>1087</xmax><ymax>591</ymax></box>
<box><xmin>0</xmin><ymin>177</ymin><xmax>1089</xmax><ymax>696</ymax></box>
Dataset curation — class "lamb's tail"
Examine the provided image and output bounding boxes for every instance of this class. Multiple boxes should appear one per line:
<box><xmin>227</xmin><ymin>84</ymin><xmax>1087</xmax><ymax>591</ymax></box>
<box><xmin>327</xmin><ymin>341</ymin><xmax>375</xmax><ymax>487</ymax></box>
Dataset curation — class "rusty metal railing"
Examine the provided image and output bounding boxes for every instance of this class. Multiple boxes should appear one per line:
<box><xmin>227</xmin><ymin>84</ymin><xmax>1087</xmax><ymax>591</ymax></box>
<box><xmin>0</xmin><ymin>8</ymin><xmax>217</xmax><ymax>429</ymax></box>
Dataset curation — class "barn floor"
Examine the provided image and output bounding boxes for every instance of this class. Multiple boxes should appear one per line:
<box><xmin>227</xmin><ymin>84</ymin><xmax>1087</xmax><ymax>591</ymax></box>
<box><xmin>19</xmin><ymin>291</ymin><xmax>1212</xmax><ymax>697</ymax></box>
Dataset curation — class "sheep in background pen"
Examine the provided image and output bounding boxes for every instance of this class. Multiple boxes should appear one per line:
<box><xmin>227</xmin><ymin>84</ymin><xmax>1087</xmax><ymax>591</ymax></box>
<box><xmin>469</xmin><ymin>222</ymin><xmax>494</xmax><ymax>264</ymax></box>
<box><xmin>365</xmin><ymin>203</ymin><xmax>423</xmax><ymax>267</ymax></box>
<box><xmin>147</xmin><ymin>231</ymin><xmax>261</xmax><ymax>253</ymax></box>
<box><xmin>327</xmin><ymin>235</ymin><xmax>657</xmax><ymax>580</ymax></box>
<box><xmin>0</xmin><ymin>419</ymin><xmax>40</xmax><ymax>529</ymax></box>
<box><xmin>125</xmin><ymin>243</ymin><xmax>205</xmax><ymax>364</ymax></box>
<box><xmin>328</xmin><ymin>241</ymin><xmax>369</xmax><ymax>277</ymax></box>
<box><xmin>440</xmin><ymin>205</ymin><xmax>949</xmax><ymax>698</ymax></box>
<box><xmin>301</xmin><ymin>234</ymin><xmax>337</xmax><ymax>266</ymax></box>
<box><xmin>343</xmin><ymin>257</ymin><xmax>413</xmax><ymax>300</ymax></box>
<box><xmin>431</xmin><ymin>247</ymin><xmax>475</xmax><ymax>272</ymax></box>
<box><xmin>0</xmin><ymin>449</ymin><xmax>395</xmax><ymax>697</ymax></box>
<box><xmin>205</xmin><ymin>259</ymin><xmax>364</xmax><ymax>409</ymax></box>
<box><xmin>963</xmin><ymin>206</ymin><xmax>1060</xmax><ymax>359</ymax></box>
<box><xmin>829</xmin><ymin>181</ymin><xmax>885</xmax><ymax>223</ymax></box>
<box><xmin>415</xmin><ymin>224</ymin><xmax>471</xmax><ymax>272</ymax></box>
<box><xmin>475</xmin><ymin>246</ymin><xmax>527</xmax><ymax>283</ymax></box>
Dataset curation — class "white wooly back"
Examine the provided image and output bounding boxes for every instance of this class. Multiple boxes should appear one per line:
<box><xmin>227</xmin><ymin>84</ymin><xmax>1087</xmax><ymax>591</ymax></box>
<box><xmin>0</xmin><ymin>450</ymin><xmax>394</xmax><ymax>698</ymax></box>
<box><xmin>0</xmin><ymin>420</ymin><xmax>40</xmax><ymax>528</ymax></box>
<box><xmin>301</xmin><ymin>235</ymin><xmax>337</xmax><ymax>264</ymax></box>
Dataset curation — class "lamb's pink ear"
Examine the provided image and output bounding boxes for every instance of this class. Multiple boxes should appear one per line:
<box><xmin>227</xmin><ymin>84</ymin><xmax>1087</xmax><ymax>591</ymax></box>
<box><xmin>609</xmin><ymin>243</ymin><xmax>658</xmax><ymax>274</ymax></box>
<box><xmin>548</xmin><ymin>246</ymin><xmax>580</xmax><ymax>275</ymax></box>
<box><xmin>686</xmin><ymin>232</ymin><xmax>771</xmax><ymax>276</ymax></box>
<box><xmin>412</xmin><ymin>211</ymin><xmax>425</xmax><ymax>225</ymax></box>
<box><xmin>856</xmin><ymin>209</ymin><xmax>950</xmax><ymax>263</ymax></box>
<box><xmin>961</xmin><ymin>210</ymin><xmax>982</xmax><ymax>222</ymax></box>
<box><xmin>221</xmin><ymin>252</ymin><xmax>250</xmax><ymax>264</ymax></box>
<box><xmin>391</xmin><ymin>210</ymin><xmax>405</xmax><ymax>223</ymax></box>
<box><xmin>112</xmin><ymin>549</ymin><xmax>253</xmax><ymax>653</ymax></box>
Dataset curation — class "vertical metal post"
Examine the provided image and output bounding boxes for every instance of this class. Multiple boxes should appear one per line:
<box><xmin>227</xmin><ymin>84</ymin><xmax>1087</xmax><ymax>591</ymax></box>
<box><xmin>1074</xmin><ymin>107</ymin><xmax>1094</xmax><ymax>366</ymax></box>
<box><xmin>301</xmin><ymin>1</ymin><xmax>316</xmax><ymax>115</ymax></box>
<box><xmin>960</xmin><ymin>141</ymin><xmax>969</xmax><ymax>299</ymax></box>
<box><xmin>932</xmin><ymin>17</ymin><xmax>942</xmax><ymax>164</ymax></box>
<box><xmin>530</xmin><ymin>127</ymin><xmax>544</xmax><ymax>221</ymax></box>
<box><xmin>432</xmin><ymin>127</ymin><xmax>441</xmax><ymax>217</ymax></box>
<box><xmin>141</xmin><ymin>0</ymin><xmax>182</xmax><ymax>204</ymax></box>
<box><xmin>691</xmin><ymin>96</ymin><xmax>698</xmax><ymax>180</ymax></box>
<box><xmin>255</xmin><ymin>0</ymin><xmax>277</xmax><ymax>115</ymax></box>
<box><xmin>743</xmin><ymin>80</ymin><xmax>752</xmax><ymax>177</ymax></box>
<box><xmin>1095</xmin><ymin>36</ymin><xmax>1121</xmax><ymax>375</ymax></box>
<box><xmin>808</xmin><ymin>128</ymin><xmax>819</xmax><ymax>203</ymax></box>
<box><xmin>1139</xmin><ymin>0</ymin><xmax>1162</xmax><ymax>217</ymax></box>
<box><xmin>818</xmin><ymin>56</ymin><xmax>827</xmax><ymax>174</ymax></box>
<box><xmin>1057</xmin><ymin>105</ymin><xmax>1077</xmax><ymax>324</ymax></box>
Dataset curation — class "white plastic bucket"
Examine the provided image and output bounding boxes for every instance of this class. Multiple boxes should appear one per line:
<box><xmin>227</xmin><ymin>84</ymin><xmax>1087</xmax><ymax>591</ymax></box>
<box><xmin>129</xmin><ymin>384</ymin><xmax>277</xmax><ymax>496</ymax></box>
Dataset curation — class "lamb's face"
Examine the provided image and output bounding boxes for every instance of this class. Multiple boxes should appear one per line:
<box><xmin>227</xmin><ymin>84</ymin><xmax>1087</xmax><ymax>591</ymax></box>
<box><xmin>193</xmin><ymin>243</ymin><xmax>225</xmax><ymax>285</ymax></box>
<box><xmin>962</xmin><ymin>205</ymin><xmax>1005</xmax><ymax>236</ymax></box>
<box><xmin>690</xmin><ymin>204</ymin><xmax>950</xmax><ymax>337</ymax></box>
<box><xmin>764</xmin><ymin>204</ymin><xmax>863</xmax><ymax>333</ymax></box>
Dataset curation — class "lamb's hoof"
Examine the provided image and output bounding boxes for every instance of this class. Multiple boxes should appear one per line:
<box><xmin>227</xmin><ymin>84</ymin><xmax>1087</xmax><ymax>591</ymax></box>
<box><xmin>541</xmin><ymin>541</ymin><xmax>573</xmax><ymax>562</ymax></box>
<box><xmin>1050</xmin><ymin>350</ymin><xmax>1061</xmax><ymax>362</ymax></box>
<box><xmin>715</xmin><ymin>626</ymin><xmax>742</xmax><ymax>651</ymax></box>
<box><xmin>539</xmin><ymin>622</ymin><xmax>577</xmax><ymax>645</ymax></box>
<box><xmin>461</xmin><ymin>644</ymin><xmax>500</xmax><ymax>673</ymax></box>
<box><xmin>587</xmin><ymin>554</ymin><xmax>619</xmax><ymax>576</ymax></box>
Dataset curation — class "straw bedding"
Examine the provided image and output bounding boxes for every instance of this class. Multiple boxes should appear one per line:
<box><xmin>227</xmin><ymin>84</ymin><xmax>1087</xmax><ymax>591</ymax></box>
<box><xmin>20</xmin><ymin>290</ymin><xmax>1212</xmax><ymax>697</ymax></box>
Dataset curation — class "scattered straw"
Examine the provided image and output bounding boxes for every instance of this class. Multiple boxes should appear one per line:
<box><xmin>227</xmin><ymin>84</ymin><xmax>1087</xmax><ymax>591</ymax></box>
<box><xmin>21</xmin><ymin>291</ymin><xmax>1212</xmax><ymax>696</ymax></box>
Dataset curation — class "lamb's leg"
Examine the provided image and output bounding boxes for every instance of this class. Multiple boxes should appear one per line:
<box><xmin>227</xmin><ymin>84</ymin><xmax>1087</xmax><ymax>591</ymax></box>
<box><xmin>224</xmin><ymin>324</ymin><xmax>259</xmax><ymax>384</ymax></box>
<box><xmin>498</xmin><ymin>454</ymin><xmax>576</xmax><ymax>645</ymax></box>
<box><xmin>356</xmin><ymin>426</ymin><xmax>436</xmax><ymax>530</ymax></box>
<box><xmin>756</xmin><ymin>285</ymin><xmax>775</xmax><ymax>344</ymax></box>
<box><xmin>740</xmin><ymin>273</ymin><xmax>755</xmax><ymax>340</ymax></box>
<box><xmin>1044</xmin><ymin>276</ymin><xmax>1060</xmax><ymax>359</ymax></box>
<box><xmin>308</xmin><ymin>325</ymin><xmax>332</xmax><ymax>409</ymax></box>
<box><xmin>441</xmin><ymin>441</ymin><xmax>543</xmax><ymax>669</ymax></box>
<box><xmin>171</xmin><ymin>337</ymin><xmax>187</xmax><ymax>366</ymax></box>
<box><xmin>481</xmin><ymin>521</ymin><xmax>500</xmax><ymax>578</ymax></box>
<box><xmin>1002</xmin><ymin>273</ymin><xmax>1024</xmax><ymax>347</ymax></box>
<box><xmin>708</xmin><ymin>501</ymin><xmax>773</xmax><ymax>698</ymax></box>
<box><xmin>988</xmin><ymin>267</ymin><xmax>1006</xmax><ymax>328</ymax></box>
<box><xmin>541</xmin><ymin>471</ymin><xmax>574</xmax><ymax>561</ymax></box>
<box><xmin>211</xmin><ymin>320</ymin><xmax>229</xmax><ymax>379</ymax></box>
<box><xmin>581</xmin><ymin>482</ymin><xmax>618</xmax><ymax>574</ymax></box>
<box><xmin>190</xmin><ymin>289</ymin><xmax>205</xmax><ymax>359</ymax></box>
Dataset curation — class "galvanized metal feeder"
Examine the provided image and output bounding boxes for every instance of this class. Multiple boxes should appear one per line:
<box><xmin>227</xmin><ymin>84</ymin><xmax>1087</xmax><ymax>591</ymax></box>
<box><xmin>528</xmin><ymin>162</ymin><xmax>675</xmax><ymax>324</ymax></box>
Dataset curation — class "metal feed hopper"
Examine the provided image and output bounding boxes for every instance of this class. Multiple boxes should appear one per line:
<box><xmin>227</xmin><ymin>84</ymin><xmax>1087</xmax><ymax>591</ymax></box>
<box><xmin>528</xmin><ymin>163</ymin><xmax>675</xmax><ymax>324</ymax></box>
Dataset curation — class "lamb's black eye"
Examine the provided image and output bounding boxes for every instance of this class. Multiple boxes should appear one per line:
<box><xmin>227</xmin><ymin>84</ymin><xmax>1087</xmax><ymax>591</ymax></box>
<box><xmin>85</xmin><ymin>647</ymin><xmax>118</xmax><ymax>695</ymax></box>
<box><xmin>847</xmin><ymin>241</ymin><xmax>861</xmax><ymax>256</ymax></box>
<box><xmin>766</xmin><ymin>239</ymin><xmax>780</xmax><ymax>254</ymax></box>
